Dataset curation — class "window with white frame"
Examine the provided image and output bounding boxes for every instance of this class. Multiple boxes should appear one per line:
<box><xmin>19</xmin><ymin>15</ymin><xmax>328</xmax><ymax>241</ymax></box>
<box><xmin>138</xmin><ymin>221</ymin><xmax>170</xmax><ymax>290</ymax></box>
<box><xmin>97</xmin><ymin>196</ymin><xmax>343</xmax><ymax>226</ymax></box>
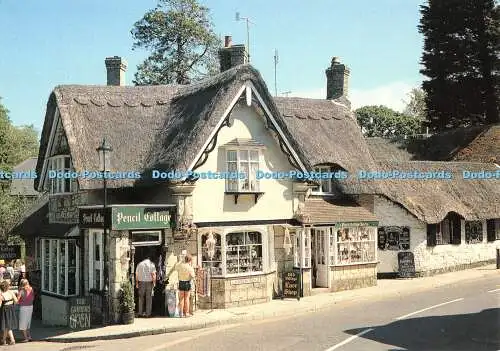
<box><xmin>88</xmin><ymin>230</ymin><xmax>104</xmax><ymax>291</ymax></box>
<box><xmin>226</xmin><ymin>231</ymin><xmax>263</xmax><ymax>274</ymax></box>
<box><xmin>312</xmin><ymin>166</ymin><xmax>334</xmax><ymax>193</ymax></box>
<box><xmin>131</xmin><ymin>231</ymin><xmax>162</xmax><ymax>246</ymax></box>
<box><xmin>226</xmin><ymin>149</ymin><xmax>260</xmax><ymax>192</ymax></box>
<box><xmin>198</xmin><ymin>231</ymin><xmax>268</xmax><ymax>276</ymax></box>
<box><xmin>41</xmin><ymin>239</ymin><xmax>79</xmax><ymax>296</ymax></box>
<box><xmin>335</xmin><ymin>226</ymin><xmax>376</xmax><ymax>265</ymax></box>
<box><xmin>293</xmin><ymin>228</ymin><xmax>311</xmax><ymax>268</ymax></box>
<box><xmin>48</xmin><ymin>155</ymin><xmax>76</xmax><ymax>194</ymax></box>
<box><xmin>200</xmin><ymin>232</ymin><xmax>223</xmax><ymax>276</ymax></box>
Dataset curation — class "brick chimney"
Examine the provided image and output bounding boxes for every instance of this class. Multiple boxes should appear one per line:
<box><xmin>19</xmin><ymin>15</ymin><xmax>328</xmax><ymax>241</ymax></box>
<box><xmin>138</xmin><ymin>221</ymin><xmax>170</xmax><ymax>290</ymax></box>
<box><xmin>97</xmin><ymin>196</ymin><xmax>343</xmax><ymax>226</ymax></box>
<box><xmin>219</xmin><ymin>35</ymin><xmax>247</xmax><ymax>72</ymax></box>
<box><xmin>325</xmin><ymin>57</ymin><xmax>350</xmax><ymax>100</ymax></box>
<box><xmin>105</xmin><ymin>56</ymin><xmax>127</xmax><ymax>86</ymax></box>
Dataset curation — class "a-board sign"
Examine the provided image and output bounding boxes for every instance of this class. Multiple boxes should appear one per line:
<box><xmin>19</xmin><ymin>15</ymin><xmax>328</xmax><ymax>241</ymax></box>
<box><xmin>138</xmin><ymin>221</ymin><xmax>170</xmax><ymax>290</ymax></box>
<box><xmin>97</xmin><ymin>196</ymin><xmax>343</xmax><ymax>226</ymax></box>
<box><xmin>398</xmin><ymin>252</ymin><xmax>416</xmax><ymax>278</ymax></box>
<box><xmin>68</xmin><ymin>297</ymin><xmax>91</xmax><ymax>330</ymax></box>
<box><xmin>282</xmin><ymin>271</ymin><xmax>300</xmax><ymax>300</ymax></box>
<box><xmin>0</xmin><ymin>245</ymin><xmax>21</xmax><ymax>261</ymax></box>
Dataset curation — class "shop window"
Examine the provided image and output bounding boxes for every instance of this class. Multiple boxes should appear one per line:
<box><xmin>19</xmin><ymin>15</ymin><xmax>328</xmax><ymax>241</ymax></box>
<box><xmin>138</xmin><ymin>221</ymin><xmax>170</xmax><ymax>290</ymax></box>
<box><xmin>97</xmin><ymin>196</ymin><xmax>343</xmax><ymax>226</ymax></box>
<box><xmin>48</xmin><ymin>155</ymin><xmax>76</xmax><ymax>194</ymax></box>
<box><xmin>40</xmin><ymin>238</ymin><xmax>80</xmax><ymax>296</ymax></box>
<box><xmin>465</xmin><ymin>221</ymin><xmax>483</xmax><ymax>244</ymax></box>
<box><xmin>226</xmin><ymin>231</ymin><xmax>263</xmax><ymax>275</ymax></box>
<box><xmin>335</xmin><ymin>227</ymin><xmax>376</xmax><ymax>265</ymax></box>
<box><xmin>486</xmin><ymin>219</ymin><xmax>500</xmax><ymax>242</ymax></box>
<box><xmin>200</xmin><ymin>233</ymin><xmax>222</xmax><ymax>276</ymax></box>
<box><xmin>88</xmin><ymin>230</ymin><xmax>104</xmax><ymax>291</ymax></box>
<box><xmin>226</xmin><ymin>149</ymin><xmax>260</xmax><ymax>192</ymax></box>
<box><xmin>293</xmin><ymin>229</ymin><xmax>311</xmax><ymax>269</ymax></box>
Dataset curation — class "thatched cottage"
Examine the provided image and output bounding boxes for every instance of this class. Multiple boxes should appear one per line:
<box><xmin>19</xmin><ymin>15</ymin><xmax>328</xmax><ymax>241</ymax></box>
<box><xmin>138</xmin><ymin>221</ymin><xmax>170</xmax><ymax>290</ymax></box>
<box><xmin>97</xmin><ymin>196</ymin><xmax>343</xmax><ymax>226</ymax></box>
<box><xmin>365</xmin><ymin>135</ymin><xmax>500</xmax><ymax>277</ymax></box>
<box><xmin>11</xmin><ymin>38</ymin><xmax>499</xmax><ymax>327</ymax></box>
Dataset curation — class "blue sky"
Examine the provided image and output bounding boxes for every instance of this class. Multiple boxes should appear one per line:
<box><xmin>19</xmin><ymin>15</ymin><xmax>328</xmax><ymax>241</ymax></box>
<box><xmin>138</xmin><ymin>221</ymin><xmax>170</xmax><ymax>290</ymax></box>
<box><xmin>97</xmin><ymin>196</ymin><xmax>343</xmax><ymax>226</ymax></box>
<box><xmin>0</xmin><ymin>0</ymin><xmax>424</xmax><ymax>132</ymax></box>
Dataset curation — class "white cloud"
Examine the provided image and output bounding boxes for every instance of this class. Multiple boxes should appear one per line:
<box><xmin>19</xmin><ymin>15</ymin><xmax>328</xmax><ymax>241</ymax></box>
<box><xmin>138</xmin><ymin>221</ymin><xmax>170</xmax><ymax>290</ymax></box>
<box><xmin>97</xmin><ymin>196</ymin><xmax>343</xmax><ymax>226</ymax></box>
<box><xmin>289</xmin><ymin>81</ymin><xmax>419</xmax><ymax>112</ymax></box>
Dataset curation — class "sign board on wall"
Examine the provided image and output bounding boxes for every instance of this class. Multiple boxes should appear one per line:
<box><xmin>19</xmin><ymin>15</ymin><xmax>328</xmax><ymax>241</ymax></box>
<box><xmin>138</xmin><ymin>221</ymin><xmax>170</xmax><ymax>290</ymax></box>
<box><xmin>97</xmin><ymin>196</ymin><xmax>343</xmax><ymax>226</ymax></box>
<box><xmin>67</xmin><ymin>296</ymin><xmax>91</xmax><ymax>330</ymax></box>
<box><xmin>378</xmin><ymin>226</ymin><xmax>410</xmax><ymax>251</ymax></box>
<box><xmin>79</xmin><ymin>205</ymin><xmax>175</xmax><ymax>230</ymax></box>
<box><xmin>0</xmin><ymin>245</ymin><xmax>21</xmax><ymax>261</ymax></box>
<box><xmin>111</xmin><ymin>206</ymin><xmax>174</xmax><ymax>230</ymax></box>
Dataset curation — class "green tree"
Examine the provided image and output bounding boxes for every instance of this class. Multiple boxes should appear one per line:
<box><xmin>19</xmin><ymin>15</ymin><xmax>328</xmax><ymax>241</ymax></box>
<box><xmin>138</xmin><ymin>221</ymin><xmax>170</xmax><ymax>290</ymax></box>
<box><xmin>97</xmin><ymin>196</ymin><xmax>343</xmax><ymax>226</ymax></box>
<box><xmin>0</xmin><ymin>97</ymin><xmax>40</xmax><ymax>240</ymax></box>
<box><xmin>403</xmin><ymin>88</ymin><xmax>427</xmax><ymax>121</ymax></box>
<box><xmin>355</xmin><ymin>105</ymin><xmax>423</xmax><ymax>138</ymax></box>
<box><xmin>419</xmin><ymin>0</ymin><xmax>499</xmax><ymax>132</ymax></box>
<box><xmin>131</xmin><ymin>0</ymin><xmax>220</xmax><ymax>85</ymax></box>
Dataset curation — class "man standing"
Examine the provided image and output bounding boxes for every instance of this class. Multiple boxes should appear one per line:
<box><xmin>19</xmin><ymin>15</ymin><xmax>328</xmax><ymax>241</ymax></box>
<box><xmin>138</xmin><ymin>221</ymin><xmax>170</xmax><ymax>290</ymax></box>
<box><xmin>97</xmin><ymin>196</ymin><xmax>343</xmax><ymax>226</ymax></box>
<box><xmin>135</xmin><ymin>254</ymin><xmax>156</xmax><ymax>317</ymax></box>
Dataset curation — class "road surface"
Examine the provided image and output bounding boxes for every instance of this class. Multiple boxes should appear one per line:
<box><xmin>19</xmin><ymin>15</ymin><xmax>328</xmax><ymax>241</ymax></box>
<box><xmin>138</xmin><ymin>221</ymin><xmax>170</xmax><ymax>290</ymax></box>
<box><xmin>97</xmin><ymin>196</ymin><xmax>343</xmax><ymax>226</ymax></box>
<box><xmin>11</xmin><ymin>274</ymin><xmax>500</xmax><ymax>351</ymax></box>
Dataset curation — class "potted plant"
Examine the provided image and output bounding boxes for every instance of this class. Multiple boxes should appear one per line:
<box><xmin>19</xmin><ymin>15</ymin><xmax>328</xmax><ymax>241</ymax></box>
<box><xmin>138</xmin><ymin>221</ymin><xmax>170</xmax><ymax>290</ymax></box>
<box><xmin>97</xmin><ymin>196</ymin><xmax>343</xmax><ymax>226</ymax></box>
<box><xmin>120</xmin><ymin>280</ymin><xmax>135</xmax><ymax>324</ymax></box>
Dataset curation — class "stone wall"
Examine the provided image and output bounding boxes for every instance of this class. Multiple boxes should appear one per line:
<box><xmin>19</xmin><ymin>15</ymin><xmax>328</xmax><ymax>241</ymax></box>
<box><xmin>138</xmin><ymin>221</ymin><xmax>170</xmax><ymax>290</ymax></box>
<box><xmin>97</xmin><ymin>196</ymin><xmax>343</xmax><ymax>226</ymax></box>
<box><xmin>330</xmin><ymin>263</ymin><xmax>377</xmax><ymax>292</ymax></box>
<box><xmin>49</xmin><ymin>192</ymin><xmax>89</xmax><ymax>223</ymax></box>
<box><xmin>198</xmin><ymin>272</ymin><xmax>275</xmax><ymax>309</ymax></box>
<box><xmin>109</xmin><ymin>231</ymin><xmax>131</xmax><ymax>322</ymax></box>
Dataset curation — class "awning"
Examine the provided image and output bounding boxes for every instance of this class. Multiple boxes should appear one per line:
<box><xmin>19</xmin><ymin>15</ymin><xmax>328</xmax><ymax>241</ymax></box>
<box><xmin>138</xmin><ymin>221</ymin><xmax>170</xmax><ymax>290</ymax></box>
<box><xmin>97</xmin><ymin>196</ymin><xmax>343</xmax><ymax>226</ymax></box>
<box><xmin>298</xmin><ymin>197</ymin><xmax>378</xmax><ymax>225</ymax></box>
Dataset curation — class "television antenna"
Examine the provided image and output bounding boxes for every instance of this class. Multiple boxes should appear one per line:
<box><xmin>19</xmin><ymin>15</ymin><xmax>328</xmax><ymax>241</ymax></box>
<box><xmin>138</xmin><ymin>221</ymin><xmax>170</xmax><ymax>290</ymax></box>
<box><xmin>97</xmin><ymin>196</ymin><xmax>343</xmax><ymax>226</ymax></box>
<box><xmin>235</xmin><ymin>12</ymin><xmax>254</xmax><ymax>63</ymax></box>
<box><xmin>274</xmin><ymin>49</ymin><xmax>279</xmax><ymax>96</ymax></box>
<box><xmin>281</xmin><ymin>91</ymin><xmax>292</xmax><ymax>97</ymax></box>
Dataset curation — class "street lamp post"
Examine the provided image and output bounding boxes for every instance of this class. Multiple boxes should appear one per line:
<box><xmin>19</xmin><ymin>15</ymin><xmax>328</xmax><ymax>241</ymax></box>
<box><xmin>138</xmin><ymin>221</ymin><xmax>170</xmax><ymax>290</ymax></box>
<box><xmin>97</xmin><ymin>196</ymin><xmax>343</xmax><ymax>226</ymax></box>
<box><xmin>97</xmin><ymin>138</ymin><xmax>113</xmax><ymax>325</ymax></box>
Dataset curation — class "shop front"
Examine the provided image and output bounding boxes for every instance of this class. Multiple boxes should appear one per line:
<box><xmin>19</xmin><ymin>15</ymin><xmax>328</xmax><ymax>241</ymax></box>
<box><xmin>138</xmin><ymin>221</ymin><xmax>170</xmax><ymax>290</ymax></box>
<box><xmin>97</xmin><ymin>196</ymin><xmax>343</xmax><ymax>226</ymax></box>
<box><xmin>78</xmin><ymin>204</ymin><xmax>176</xmax><ymax>324</ymax></box>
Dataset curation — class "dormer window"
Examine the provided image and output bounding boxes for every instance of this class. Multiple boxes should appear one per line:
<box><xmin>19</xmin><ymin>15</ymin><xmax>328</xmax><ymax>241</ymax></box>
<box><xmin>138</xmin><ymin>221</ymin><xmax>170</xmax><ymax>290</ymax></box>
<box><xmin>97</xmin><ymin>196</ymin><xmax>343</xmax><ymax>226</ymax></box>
<box><xmin>48</xmin><ymin>155</ymin><xmax>76</xmax><ymax>194</ymax></box>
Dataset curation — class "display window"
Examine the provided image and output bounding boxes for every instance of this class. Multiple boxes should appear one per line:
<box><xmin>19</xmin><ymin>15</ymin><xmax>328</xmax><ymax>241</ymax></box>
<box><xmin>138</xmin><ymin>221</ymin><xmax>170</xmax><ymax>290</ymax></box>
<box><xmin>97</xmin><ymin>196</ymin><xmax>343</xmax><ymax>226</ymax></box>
<box><xmin>41</xmin><ymin>238</ymin><xmax>80</xmax><ymax>296</ymax></box>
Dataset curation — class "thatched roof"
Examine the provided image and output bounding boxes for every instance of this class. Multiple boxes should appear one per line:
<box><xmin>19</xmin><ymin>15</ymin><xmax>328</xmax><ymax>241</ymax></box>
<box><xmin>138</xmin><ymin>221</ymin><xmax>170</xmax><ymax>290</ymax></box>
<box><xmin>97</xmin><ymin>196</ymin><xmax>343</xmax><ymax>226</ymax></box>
<box><xmin>361</xmin><ymin>161</ymin><xmax>500</xmax><ymax>223</ymax></box>
<box><xmin>141</xmin><ymin>65</ymin><xmax>310</xmax><ymax>180</ymax></box>
<box><xmin>35</xmin><ymin>85</ymin><xmax>179</xmax><ymax>190</ymax></box>
<box><xmin>367</xmin><ymin>124</ymin><xmax>500</xmax><ymax>163</ymax></box>
<box><xmin>300</xmin><ymin>197</ymin><xmax>378</xmax><ymax>224</ymax></box>
<box><xmin>274</xmin><ymin>97</ymin><xmax>378</xmax><ymax>172</ymax></box>
<box><xmin>36</xmin><ymin>64</ymin><xmax>378</xmax><ymax>190</ymax></box>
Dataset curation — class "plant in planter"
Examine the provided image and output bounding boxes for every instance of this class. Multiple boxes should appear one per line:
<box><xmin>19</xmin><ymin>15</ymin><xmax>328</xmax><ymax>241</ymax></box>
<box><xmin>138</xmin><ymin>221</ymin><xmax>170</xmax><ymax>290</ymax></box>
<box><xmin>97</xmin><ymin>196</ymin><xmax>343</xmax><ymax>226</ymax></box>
<box><xmin>120</xmin><ymin>280</ymin><xmax>135</xmax><ymax>324</ymax></box>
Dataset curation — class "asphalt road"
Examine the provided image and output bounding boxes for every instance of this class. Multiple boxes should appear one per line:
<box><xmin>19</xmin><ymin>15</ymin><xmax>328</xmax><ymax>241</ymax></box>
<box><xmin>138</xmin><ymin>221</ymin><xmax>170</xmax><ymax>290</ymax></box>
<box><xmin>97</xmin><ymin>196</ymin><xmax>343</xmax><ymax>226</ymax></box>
<box><xmin>11</xmin><ymin>274</ymin><xmax>500</xmax><ymax>351</ymax></box>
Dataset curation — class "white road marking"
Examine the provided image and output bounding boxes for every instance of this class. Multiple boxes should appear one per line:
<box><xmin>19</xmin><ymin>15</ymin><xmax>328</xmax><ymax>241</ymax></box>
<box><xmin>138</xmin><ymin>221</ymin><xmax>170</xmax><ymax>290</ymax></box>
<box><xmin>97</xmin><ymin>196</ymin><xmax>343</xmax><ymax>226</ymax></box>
<box><xmin>395</xmin><ymin>298</ymin><xmax>464</xmax><ymax>320</ymax></box>
<box><xmin>324</xmin><ymin>328</ymin><xmax>374</xmax><ymax>351</ymax></box>
<box><xmin>487</xmin><ymin>288</ymin><xmax>500</xmax><ymax>293</ymax></box>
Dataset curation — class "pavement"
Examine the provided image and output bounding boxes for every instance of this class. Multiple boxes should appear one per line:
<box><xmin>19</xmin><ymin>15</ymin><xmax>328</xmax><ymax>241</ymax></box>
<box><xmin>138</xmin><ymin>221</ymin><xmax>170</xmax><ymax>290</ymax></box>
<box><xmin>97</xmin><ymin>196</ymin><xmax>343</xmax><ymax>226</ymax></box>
<box><xmin>30</xmin><ymin>264</ymin><xmax>498</xmax><ymax>343</ymax></box>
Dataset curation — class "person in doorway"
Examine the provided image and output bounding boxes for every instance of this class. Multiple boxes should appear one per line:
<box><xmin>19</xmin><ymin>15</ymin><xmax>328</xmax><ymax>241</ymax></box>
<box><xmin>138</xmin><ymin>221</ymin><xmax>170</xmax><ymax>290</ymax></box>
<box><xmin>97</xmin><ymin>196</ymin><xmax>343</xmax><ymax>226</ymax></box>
<box><xmin>0</xmin><ymin>280</ymin><xmax>18</xmax><ymax>345</ymax></box>
<box><xmin>169</xmin><ymin>254</ymin><xmax>196</xmax><ymax>318</ymax></box>
<box><xmin>135</xmin><ymin>254</ymin><xmax>156</xmax><ymax>318</ymax></box>
<box><xmin>5</xmin><ymin>263</ymin><xmax>14</xmax><ymax>281</ymax></box>
<box><xmin>17</xmin><ymin>279</ymin><xmax>34</xmax><ymax>342</ymax></box>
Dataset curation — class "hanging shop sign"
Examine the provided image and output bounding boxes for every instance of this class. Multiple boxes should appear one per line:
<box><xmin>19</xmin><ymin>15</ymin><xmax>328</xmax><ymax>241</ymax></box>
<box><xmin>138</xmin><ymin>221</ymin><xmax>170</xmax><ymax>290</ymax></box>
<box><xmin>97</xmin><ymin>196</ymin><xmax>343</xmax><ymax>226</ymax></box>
<box><xmin>398</xmin><ymin>252</ymin><xmax>416</xmax><ymax>278</ymax></box>
<box><xmin>281</xmin><ymin>271</ymin><xmax>300</xmax><ymax>301</ymax></box>
<box><xmin>67</xmin><ymin>296</ymin><xmax>91</xmax><ymax>330</ymax></box>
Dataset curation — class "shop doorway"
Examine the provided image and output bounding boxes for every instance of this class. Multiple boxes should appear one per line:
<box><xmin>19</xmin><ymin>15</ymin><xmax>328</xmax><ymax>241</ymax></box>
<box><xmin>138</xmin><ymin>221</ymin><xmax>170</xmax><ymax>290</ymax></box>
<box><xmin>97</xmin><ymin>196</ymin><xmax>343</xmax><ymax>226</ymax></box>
<box><xmin>311</xmin><ymin>228</ymin><xmax>329</xmax><ymax>288</ymax></box>
<box><xmin>131</xmin><ymin>229</ymin><xmax>166</xmax><ymax>317</ymax></box>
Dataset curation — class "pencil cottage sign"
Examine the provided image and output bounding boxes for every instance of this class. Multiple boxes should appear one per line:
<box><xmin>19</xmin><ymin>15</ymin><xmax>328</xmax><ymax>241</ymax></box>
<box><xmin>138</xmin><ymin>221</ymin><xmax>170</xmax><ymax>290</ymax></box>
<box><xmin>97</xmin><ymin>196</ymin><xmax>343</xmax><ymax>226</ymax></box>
<box><xmin>111</xmin><ymin>206</ymin><xmax>174</xmax><ymax>230</ymax></box>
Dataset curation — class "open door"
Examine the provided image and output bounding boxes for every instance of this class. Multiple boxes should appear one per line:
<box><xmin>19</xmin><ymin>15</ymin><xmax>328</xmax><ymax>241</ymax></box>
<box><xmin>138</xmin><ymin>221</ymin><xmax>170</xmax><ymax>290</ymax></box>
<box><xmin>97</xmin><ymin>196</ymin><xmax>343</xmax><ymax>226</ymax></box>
<box><xmin>312</xmin><ymin>228</ymin><xmax>329</xmax><ymax>288</ymax></box>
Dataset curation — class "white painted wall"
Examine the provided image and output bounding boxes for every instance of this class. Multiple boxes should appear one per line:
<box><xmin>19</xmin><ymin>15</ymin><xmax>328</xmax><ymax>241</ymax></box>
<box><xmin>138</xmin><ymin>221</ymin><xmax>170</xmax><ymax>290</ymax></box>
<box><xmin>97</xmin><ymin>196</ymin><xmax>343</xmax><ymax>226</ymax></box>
<box><xmin>42</xmin><ymin>295</ymin><xmax>68</xmax><ymax>326</ymax></box>
<box><xmin>374</xmin><ymin>196</ymin><xmax>498</xmax><ymax>273</ymax></box>
<box><xmin>192</xmin><ymin>103</ymin><xmax>297</xmax><ymax>222</ymax></box>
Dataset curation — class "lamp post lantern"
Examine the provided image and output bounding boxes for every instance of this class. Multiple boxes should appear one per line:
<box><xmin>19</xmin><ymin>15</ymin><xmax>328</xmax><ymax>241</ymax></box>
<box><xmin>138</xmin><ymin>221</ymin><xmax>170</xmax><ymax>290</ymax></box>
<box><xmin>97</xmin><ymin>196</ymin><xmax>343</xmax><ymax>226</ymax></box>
<box><xmin>97</xmin><ymin>138</ymin><xmax>113</xmax><ymax>325</ymax></box>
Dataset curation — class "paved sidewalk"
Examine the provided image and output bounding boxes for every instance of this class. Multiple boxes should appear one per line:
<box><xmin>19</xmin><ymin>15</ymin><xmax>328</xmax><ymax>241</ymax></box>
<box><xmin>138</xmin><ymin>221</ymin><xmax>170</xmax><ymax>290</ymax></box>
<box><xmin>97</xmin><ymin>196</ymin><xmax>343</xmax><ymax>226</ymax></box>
<box><xmin>33</xmin><ymin>264</ymin><xmax>499</xmax><ymax>343</ymax></box>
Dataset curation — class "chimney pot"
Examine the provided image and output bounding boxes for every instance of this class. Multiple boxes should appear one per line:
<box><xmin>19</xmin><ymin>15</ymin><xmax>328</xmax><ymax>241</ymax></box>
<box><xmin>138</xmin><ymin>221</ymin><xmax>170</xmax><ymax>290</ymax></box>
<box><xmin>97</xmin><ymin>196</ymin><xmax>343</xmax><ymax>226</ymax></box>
<box><xmin>105</xmin><ymin>56</ymin><xmax>127</xmax><ymax>86</ymax></box>
<box><xmin>218</xmin><ymin>36</ymin><xmax>247</xmax><ymax>72</ymax></box>
<box><xmin>326</xmin><ymin>56</ymin><xmax>350</xmax><ymax>100</ymax></box>
<box><xmin>224</xmin><ymin>36</ymin><xmax>232</xmax><ymax>47</ymax></box>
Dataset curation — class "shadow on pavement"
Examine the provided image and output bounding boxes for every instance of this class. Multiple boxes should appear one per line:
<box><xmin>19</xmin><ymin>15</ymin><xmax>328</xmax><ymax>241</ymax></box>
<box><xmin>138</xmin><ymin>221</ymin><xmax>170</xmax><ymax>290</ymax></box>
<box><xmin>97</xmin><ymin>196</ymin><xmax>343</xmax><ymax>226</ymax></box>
<box><xmin>344</xmin><ymin>308</ymin><xmax>500</xmax><ymax>351</ymax></box>
<box><xmin>15</xmin><ymin>318</ymin><xmax>89</xmax><ymax>342</ymax></box>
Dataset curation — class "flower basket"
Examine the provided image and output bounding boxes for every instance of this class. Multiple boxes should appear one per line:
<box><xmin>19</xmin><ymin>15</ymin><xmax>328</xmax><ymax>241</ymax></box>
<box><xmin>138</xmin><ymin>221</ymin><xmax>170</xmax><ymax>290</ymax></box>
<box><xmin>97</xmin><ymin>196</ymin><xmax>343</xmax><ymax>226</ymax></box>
<box><xmin>120</xmin><ymin>280</ymin><xmax>135</xmax><ymax>324</ymax></box>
